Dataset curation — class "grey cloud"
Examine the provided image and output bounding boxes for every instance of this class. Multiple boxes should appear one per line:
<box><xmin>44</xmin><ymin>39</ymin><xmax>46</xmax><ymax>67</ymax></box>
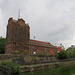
<box><xmin>0</xmin><ymin>0</ymin><xmax>75</xmax><ymax>48</ymax></box>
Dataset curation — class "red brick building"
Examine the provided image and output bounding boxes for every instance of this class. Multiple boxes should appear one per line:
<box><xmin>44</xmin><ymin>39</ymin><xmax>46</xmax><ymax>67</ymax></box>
<box><xmin>57</xmin><ymin>47</ymin><xmax>62</xmax><ymax>53</ymax></box>
<box><xmin>29</xmin><ymin>39</ymin><xmax>57</xmax><ymax>55</ymax></box>
<box><xmin>5</xmin><ymin>18</ymin><xmax>57</xmax><ymax>55</ymax></box>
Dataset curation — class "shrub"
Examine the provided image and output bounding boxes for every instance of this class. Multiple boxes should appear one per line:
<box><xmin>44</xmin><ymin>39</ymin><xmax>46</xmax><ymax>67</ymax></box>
<box><xmin>49</xmin><ymin>53</ymin><xmax>54</xmax><ymax>57</ymax></box>
<box><xmin>66</xmin><ymin>48</ymin><xmax>75</xmax><ymax>58</ymax></box>
<box><xmin>0</xmin><ymin>36</ymin><xmax>5</xmax><ymax>54</ymax></box>
<box><xmin>55</xmin><ymin>62</ymin><xmax>60</xmax><ymax>67</ymax></box>
<box><xmin>0</xmin><ymin>61</ymin><xmax>20</xmax><ymax>75</ymax></box>
<box><xmin>58</xmin><ymin>50</ymin><xmax>70</xmax><ymax>59</ymax></box>
<box><xmin>19</xmin><ymin>50</ymin><xmax>28</xmax><ymax>58</ymax></box>
<box><xmin>13</xmin><ymin>50</ymin><xmax>19</xmax><ymax>57</ymax></box>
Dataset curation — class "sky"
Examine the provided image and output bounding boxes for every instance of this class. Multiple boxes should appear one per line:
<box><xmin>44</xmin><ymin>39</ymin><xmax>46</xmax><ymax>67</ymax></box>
<box><xmin>0</xmin><ymin>0</ymin><xmax>75</xmax><ymax>49</ymax></box>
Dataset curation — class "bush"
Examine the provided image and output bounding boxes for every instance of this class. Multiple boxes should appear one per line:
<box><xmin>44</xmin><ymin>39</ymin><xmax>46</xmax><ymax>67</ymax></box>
<box><xmin>0</xmin><ymin>36</ymin><xmax>5</xmax><ymax>54</ymax></box>
<box><xmin>13</xmin><ymin>50</ymin><xmax>19</xmax><ymax>57</ymax></box>
<box><xmin>0</xmin><ymin>61</ymin><xmax>20</xmax><ymax>75</ymax></box>
<box><xmin>55</xmin><ymin>62</ymin><xmax>60</xmax><ymax>67</ymax></box>
<box><xmin>66</xmin><ymin>47</ymin><xmax>75</xmax><ymax>58</ymax></box>
<box><xmin>58</xmin><ymin>50</ymin><xmax>70</xmax><ymax>59</ymax></box>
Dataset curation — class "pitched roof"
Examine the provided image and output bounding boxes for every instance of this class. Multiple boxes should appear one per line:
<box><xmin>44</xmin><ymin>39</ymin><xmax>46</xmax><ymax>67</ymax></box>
<box><xmin>29</xmin><ymin>39</ymin><xmax>56</xmax><ymax>48</ymax></box>
<box><xmin>30</xmin><ymin>39</ymin><xmax>50</xmax><ymax>45</ymax></box>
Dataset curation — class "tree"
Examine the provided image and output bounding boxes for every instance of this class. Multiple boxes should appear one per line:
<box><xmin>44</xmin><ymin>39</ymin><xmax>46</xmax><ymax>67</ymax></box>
<box><xmin>58</xmin><ymin>50</ymin><xmax>70</xmax><ymax>59</ymax></box>
<box><xmin>66</xmin><ymin>47</ymin><xmax>75</xmax><ymax>58</ymax></box>
<box><xmin>0</xmin><ymin>36</ymin><xmax>5</xmax><ymax>54</ymax></box>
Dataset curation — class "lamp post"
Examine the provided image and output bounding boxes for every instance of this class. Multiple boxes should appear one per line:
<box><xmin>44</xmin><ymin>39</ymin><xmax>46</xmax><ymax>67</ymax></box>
<box><xmin>33</xmin><ymin>49</ymin><xmax>36</xmax><ymax>64</ymax></box>
<box><xmin>33</xmin><ymin>51</ymin><xmax>36</xmax><ymax>55</ymax></box>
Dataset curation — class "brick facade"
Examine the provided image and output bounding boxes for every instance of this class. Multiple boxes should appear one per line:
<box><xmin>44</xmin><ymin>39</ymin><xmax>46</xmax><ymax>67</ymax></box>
<box><xmin>5</xmin><ymin>18</ymin><xmax>57</xmax><ymax>55</ymax></box>
<box><xmin>5</xmin><ymin>18</ymin><xmax>30</xmax><ymax>54</ymax></box>
<box><xmin>29</xmin><ymin>39</ymin><xmax>57</xmax><ymax>55</ymax></box>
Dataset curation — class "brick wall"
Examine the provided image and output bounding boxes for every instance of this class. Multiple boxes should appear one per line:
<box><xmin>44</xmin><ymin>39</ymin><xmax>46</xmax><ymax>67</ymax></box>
<box><xmin>5</xmin><ymin>17</ymin><xmax>57</xmax><ymax>55</ymax></box>
<box><xmin>5</xmin><ymin>18</ymin><xmax>30</xmax><ymax>54</ymax></box>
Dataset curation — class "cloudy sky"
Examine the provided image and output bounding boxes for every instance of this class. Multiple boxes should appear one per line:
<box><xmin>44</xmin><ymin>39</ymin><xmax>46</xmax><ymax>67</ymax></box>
<box><xmin>0</xmin><ymin>0</ymin><xmax>75</xmax><ymax>48</ymax></box>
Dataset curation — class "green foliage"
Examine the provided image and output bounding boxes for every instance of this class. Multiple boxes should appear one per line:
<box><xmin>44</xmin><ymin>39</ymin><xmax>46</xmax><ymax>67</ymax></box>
<box><xmin>66</xmin><ymin>47</ymin><xmax>75</xmax><ymax>52</ymax></box>
<box><xmin>0</xmin><ymin>61</ymin><xmax>20</xmax><ymax>75</ymax></box>
<box><xmin>66</xmin><ymin>47</ymin><xmax>75</xmax><ymax>58</ymax></box>
<box><xmin>19</xmin><ymin>50</ymin><xmax>28</xmax><ymax>58</ymax></box>
<box><xmin>49</xmin><ymin>53</ymin><xmax>54</xmax><ymax>57</ymax></box>
<box><xmin>22</xmin><ymin>50</ymin><xmax>27</xmax><ymax>55</ymax></box>
<box><xmin>0</xmin><ymin>36</ymin><xmax>5</xmax><ymax>54</ymax></box>
<box><xmin>13</xmin><ymin>50</ymin><xmax>19</xmax><ymax>57</ymax></box>
<box><xmin>55</xmin><ymin>62</ymin><xmax>60</xmax><ymax>67</ymax></box>
<box><xmin>58</xmin><ymin>50</ymin><xmax>70</xmax><ymax>59</ymax></box>
<box><xmin>37</xmin><ymin>52</ymin><xmax>45</xmax><ymax>56</ymax></box>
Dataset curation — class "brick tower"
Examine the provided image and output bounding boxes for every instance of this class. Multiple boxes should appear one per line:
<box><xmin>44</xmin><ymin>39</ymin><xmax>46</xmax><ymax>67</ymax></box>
<box><xmin>5</xmin><ymin>18</ymin><xmax>30</xmax><ymax>54</ymax></box>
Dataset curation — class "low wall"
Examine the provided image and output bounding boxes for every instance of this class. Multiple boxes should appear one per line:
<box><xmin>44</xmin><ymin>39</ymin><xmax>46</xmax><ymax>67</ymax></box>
<box><xmin>0</xmin><ymin>54</ymin><xmax>75</xmax><ymax>72</ymax></box>
<box><xmin>20</xmin><ymin>59</ymin><xmax>75</xmax><ymax>72</ymax></box>
<box><xmin>23</xmin><ymin>55</ymin><xmax>58</xmax><ymax>64</ymax></box>
<box><xmin>0</xmin><ymin>54</ymin><xmax>58</xmax><ymax>64</ymax></box>
<box><xmin>0</xmin><ymin>54</ymin><xmax>14</xmax><ymax>60</ymax></box>
<box><xmin>0</xmin><ymin>54</ymin><xmax>75</xmax><ymax>65</ymax></box>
